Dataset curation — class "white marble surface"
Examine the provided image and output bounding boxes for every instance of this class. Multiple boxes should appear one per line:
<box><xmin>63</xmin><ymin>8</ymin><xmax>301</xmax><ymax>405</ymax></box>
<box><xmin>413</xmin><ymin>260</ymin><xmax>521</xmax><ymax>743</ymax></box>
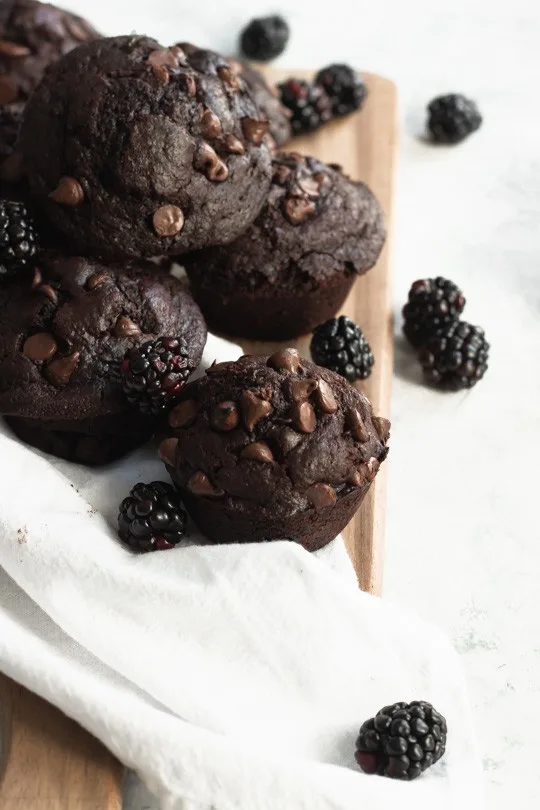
<box><xmin>49</xmin><ymin>1</ymin><xmax>540</xmax><ymax>806</ymax></box>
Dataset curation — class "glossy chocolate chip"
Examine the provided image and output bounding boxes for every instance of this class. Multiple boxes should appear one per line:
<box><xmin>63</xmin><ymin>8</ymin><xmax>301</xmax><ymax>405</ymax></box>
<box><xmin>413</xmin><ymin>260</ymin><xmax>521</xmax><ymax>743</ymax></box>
<box><xmin>113</xmin><ymin>316</ymin><xmax>141</xmax><ymax>338</ymax></box>
<box><xmin>283</xmin><ymin>195</ymin><xmax>316</xmax><ymax>225</ymax></box>
<box><xmin>296</xmin><ymin>175</ymin><xmax>320</xmax><ymax>198</ymax></box>
<box><xmin>291</xmin><ymin>378</ymin><xmax>318</xmax><ymax>402</ymax></box>
<box><xmin>240</xmin><ymin>442</ymin><xmax>274</xmax><ymax>463</ymax></box>
<box><xmin>313</xmin><ymin>379</ymin><xmax>338</xmax><ymax>414</ymax></box>
<box><xmin>306</xmin><ymin>484</ymin><xmax>337</xmax><ymax>509</ymax></box>
<box><xmin>148</xmin><ymin>48</ymin><xmax>179</xmax><ymax>69</ymax></box>
<box><xmin>217</xmin><ymin>66</ymin><xmax>240</xmax><ymax>90</ymax></box>
<box><xmin>201</xmin><ymin>108</ymin><xmax>222</xmax><ymax>139</ymax></box>
<box><xmin>179</xmin><ymin>72</ymin><xmax>197</xmax><ymax>96</ymax></box>
<box><xmin>211</xmin><ymin>401</ymin><xmax>239</xmax><ymax>432</ymax></box>
<box><xmin>291</xmin><ymin>401</ymin><xmax>316</xmax><ymax>433</ymax></box>
<box><xmin>152</xmin><ymin>204</ymin><xmax>185</xmax><ymax>236</ymax></box>
<box><xmin>86</xmin><ymin>272</ymin><xmax>106</xmax><ymax>290</ymax></box>
<box><xmin>241</xmin><ymin>117</ymin><xmax>270</xmax><ymax>145</ymax></box>
<box><xmin>373</xmin><ymin>416</ymin><xmax>391</xmax><ymax>442</ymax></box>
<box><xmin>194</xmin><ymin>142</ymin><xmax>229</xmax><ymax>182</ymax></box>
<box><xmin>347</xmin><ymin>408</ymin><xmax>370</xmax><ymax>442</ymax></box>
<box><xmin>223</xmin><ymin>134</ymin><xmax>245</xmax><ymax>155</ymax></box>
<box><xmin>169</xmin><ymin>399</ymin><xmax>198</xmax><ymax>428</ymax></box>
<box><xmin>45</xmin><ymin>352</ymin><xmax>80</xmax><ymax>387</ymax></box>
<box><xmin>49</xmin><ymin>176</ymin><xmax>84</xmax><ymax>206</ymax></box>
<box><xmin>23</xmin><ymin>333</ymin><xmax>58</xmax><ymax>362</ymax></box>
<box><xmin>158</xmin><ymin>437</ymin><xmax>178</xmax><ymax>467</ymax></box>
<box><xmin>0</xmin><ymin>40</ymin><xmax>31</xmax><ymax>57</ymax></box>
<box><xmin>267</xmin><ymin>348</ymin><xmax>301</xmax><ymax>373</ymax></box>
<box><xmin>188</xmin><ymin>471</ymin><xmax>224</xmax><ymax>497</ymax></box>
<box><xmin>240</xmin><ymin>391</ymin><xmax>273</xmax><ymax>432</ymax></box>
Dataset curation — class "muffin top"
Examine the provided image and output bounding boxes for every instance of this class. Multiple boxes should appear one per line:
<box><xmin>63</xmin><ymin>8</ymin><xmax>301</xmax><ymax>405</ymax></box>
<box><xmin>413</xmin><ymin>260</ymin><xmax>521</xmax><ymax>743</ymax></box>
<box><xmin>162</xmin><ymin>349</ymin><xmax>389</xmax><ymax>517</ymax></box>
<box><xmin>234</xmin><ymin>60</ymin><xmax>291</xmax><ymax>147</ymax></box>
<box><xmin>182</xmin><ymin>152</ymin><xmax>386</xmax><ymax>292</ymax></box>
<box><xmin>0</xmin><ymin>255</ymin><xmax>206</xmax><ymax>423</ymax></box>
<box><xmin>20</xmin><ymin>36</ymin><xmax>272</xmax><ymax>259</ymax></box>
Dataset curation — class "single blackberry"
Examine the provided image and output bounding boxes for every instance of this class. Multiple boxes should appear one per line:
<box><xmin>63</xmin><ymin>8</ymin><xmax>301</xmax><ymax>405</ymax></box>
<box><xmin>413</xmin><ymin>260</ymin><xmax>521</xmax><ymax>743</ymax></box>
<box><xmin>418</xmin><ymin>320</ymin><xmax>489</xmax><ymax>391</ymax></box>
<box><xmin>118</xmin><ymin>481</ymin><xmax>186</xmax><ymax>552</ymax></box>
<box><xmin>240</xmin><ymin>15</ymin><xmax>290</xmax><ymax>61</ymax></box>
<box><xmin>0</xmin><ymin>200</ymin><xmax>38</xmax><ymax>279</ymax></box>
<box><xmin>314</xmin><ymin>63</ymin><xmax>368</xmax><ymax>117</ymax></box>
<box><xmin>427</xmin><ymin>94</ymin><xmax>482</xmax><ymax>144</ymax></box>
<box><xmin>402</xmin><ymin>277</ymin><xmax>466</xmax><ymax>348</ymax></box>
<box><xmin>356</xmin><ymin>701</ymin><xmax>447</xmax><ymax>780</ymax></box>
<box><xmin>278</xmin><ymin>78</ymin><xmax>333</xmax><ymax>135</ymax></box>
<box><xmin>120</xmin><ymin>337</ymin><xmax>194</xmax><ymax>416</ymax></box>
<box><xmin>311</xmin><ymin>316</ymin><xmax>374</xmax><ymax>382</ymax></box>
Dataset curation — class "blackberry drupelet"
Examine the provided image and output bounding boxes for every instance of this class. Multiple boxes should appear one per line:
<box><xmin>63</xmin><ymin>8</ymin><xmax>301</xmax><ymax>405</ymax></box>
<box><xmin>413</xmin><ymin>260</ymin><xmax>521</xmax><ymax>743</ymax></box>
<box><xmin>240</xmin><ymin>15</ymin><xmax>290</xmax><ymax>61</ymax></box>
<box><xmin>314</xmin><ymin>63</ymin><xmax>368</xmax><ymax>117</ymax></box>
<box><xmin>278</xmin><ymin>78</ymin><xmax>332</xmax><ymax>135</ymax></box>
<box><xmin>118</xmin><ymin>481</ymin><xmax>186</xmax><ymax>552</ymax></box>
<box><xmin>418</xmin><ymin>320</ymin><xmax>489</xmax><ymax>390</ymax></box>
<box><xmin>356</xmin><ymin>700</ymin><xmax>447</xmax><ymax>780</ymax></box>
<box><xmin>0</xmin><ymin>200</ymin><xmax>38</xmax><ymax>279</ymax></box>
<box><xmin>402</xmin><ymin>277</ymin><xmax>466</xmax><ymax>348</ymax></box>
<box><xmin>311</xmin><ymin>316</ymin><xmax>374</xmax><ymax>382</ymax></box>
<box><xmin>427</xmin><ymin>94</ymin><xmax>482</xmax><ymax>144</ymax></box>
<box><xmin>121</xmin><ymin>337</ymin><xmax>194</xmax><ymax>416</ymax></box>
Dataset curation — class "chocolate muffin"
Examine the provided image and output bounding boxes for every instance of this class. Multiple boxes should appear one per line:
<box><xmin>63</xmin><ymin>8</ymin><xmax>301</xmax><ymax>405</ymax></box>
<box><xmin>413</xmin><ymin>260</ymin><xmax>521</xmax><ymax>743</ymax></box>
<box><xmin>183</xmin><ymin>152</ymin><xmax>386</xmax><ymax>340</ymax></box>
<box><xmin>19</xmin><ymin>36</ymin><xmax>273</xmax><ymax>260</ymax></box>
<box><xmin>159</xmin><ymin>349</ymin><xmax>389</xmax><ymax>551</ymax></box>
<box><xmin>233</xmin><ymin>59</ymin><xmax>291</xmax><ymax>147</ymax></box>
<box><xmin>0</xmin><ymin>255</ymin><xmax>206</xmax><ymax>464</ymax></box>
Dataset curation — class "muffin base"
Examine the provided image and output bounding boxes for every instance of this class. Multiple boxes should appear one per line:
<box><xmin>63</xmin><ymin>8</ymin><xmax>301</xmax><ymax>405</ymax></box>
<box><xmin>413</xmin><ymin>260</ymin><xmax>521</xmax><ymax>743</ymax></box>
<box><xmin>186</xmin><ymin>268</ymin><xmax>356</xmax><ymax>341</ymax></box>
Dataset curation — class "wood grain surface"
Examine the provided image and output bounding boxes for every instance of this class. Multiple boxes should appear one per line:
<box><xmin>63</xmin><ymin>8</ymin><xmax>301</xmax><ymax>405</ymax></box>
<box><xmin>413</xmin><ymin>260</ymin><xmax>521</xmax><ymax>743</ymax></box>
<box><xmin>0</xmin><ymin>70</ymin><xmax>396</xmax><ymax>810</ymax></box>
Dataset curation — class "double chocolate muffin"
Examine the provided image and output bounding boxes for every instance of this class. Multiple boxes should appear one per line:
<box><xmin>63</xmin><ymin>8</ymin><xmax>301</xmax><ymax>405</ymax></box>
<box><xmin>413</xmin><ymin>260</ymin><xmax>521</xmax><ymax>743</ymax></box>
<box><xmin>0</xmin><ymin>255</ymin><xmax>206</xmax><ymax>464</ymax></box>
<box><xmin>20</xmin><ymin>36</ymin><xmax>273</xmax><ymax>260</ymax></box>
<box><xmin>233</xmin><ymin>60</ymin><xmax>291</xmax><ymax>147</ymax></box>
<box><xmin>183</xmin><ymin>152</ymin><xmax>386</xmax><ymax>340</ymax></box>
<box><xmin>159</xmin><ymin>349</ymin><xmax>390</xmax><ymax>551</ymax></box>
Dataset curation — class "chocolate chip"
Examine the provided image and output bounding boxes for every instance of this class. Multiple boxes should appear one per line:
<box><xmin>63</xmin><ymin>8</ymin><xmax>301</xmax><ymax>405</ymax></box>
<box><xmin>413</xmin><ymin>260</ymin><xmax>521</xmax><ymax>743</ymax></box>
<box><xmin>223</xmin><ymin>134</ymin><xmax>245</xmax><ymax>155</ymax></box>
<box><xmin>240</xmin><ymin>442</ymin><xmax>274</xmax><ymax>463</ymax></box>
<box><xmin>211</xmin><ymin>401</ymin><xmax>239</xmax><ymax>432</ymax></box>
<box><xmin>38</xmin><ymin>284</ymin><xmax>58</xmax><ymax>305</ymax></box>
<box><xmin>114</xmin><ymin>316</ymin><xmax>141</xmax><ymax>338</ymax></box>
<box><xmin>49</xmin><ymin>176</ymin><xmax>84</xmax><ymax>206</ymax></box>
<box><xmin>0</xmin><ymin>151</ymin><xmax>23</xmax><ymax>183</ymax></box>
<box><xmin>291</xmin><ymin>401</ymin><xmax>316</xmax><ymax>434</ymax></box>
<box><xmin>148</xmin><ymin>48</ymin><xmax>179</xmax><ymax>69</ymax></box>
<box><xmin>0</xmin><ymin>75</ymin><xmax>18</xmax><ymax>104</ymax></box>
<box><xmin>350</xmin><ymin>457</ymin><xmax>380</xmax><ymax>487</ymax></box>
<box><xmin>201</xmin><ymin>108</ymin><xmax>222</xmax><ymax>139</ymax></box>
<box><xmin>194</xmin><ymin>142</ymin><xmax>229</xmax><ymax>182</ymax></box>
<box><xmin>217</xmin><ymin>66</ymin><xmax>240</xmax><ymax>90</ymax></box>
<box><xmin>45</xmin><ymin>352</ymin><xmax>80</xmax><ymax>387</ymax></box>
<box><xmin>313</xmin><ymin>379</ymin><xmax>338</xmax><ymax>414</ymax></box>
<box><xmin>86</xmin><ymin>272</ymin><xmax>106</xmax><ymax>290</ymax></box>
<box><xmin>347</xmin><ymin>469</ymin><xmax>366</xmax><ymax>488</ymax></box>
<box><xmin>291</xmin><ymin>378</ymin><xmax>318</xmax><ymax>402</ymax></box>
<box><xmin>306</xmin><ymin>484</ymin><xmax>337</xmax><ymax>509</ymax></box>
<box><xmin>365</xmin><ymin>457</ymin><xmax>380</xmax><ymax>481</ymax></box>
<box><xmin>313</xmin><ymin>171</ymin><xmax>332</xmax><ymax>192</ymax></box>
<box><xmin>278</xmin><ymin>427</ymin><xmax>303</xmax><ymax>455</ymax></box>
<box><xmin>0</xmin><ymin>40</ymin><xmax>31</xmax><ymax>57</ymax></box>
<box><xmin>22</xmin><ymin>333</ymin><xmax>58</xmax><ymax>362</ymax></box>
<box><xmin>267</xmin><ymin>348</ymin><xmax>301</xmax><ymax>373</ymax></box>
<box><xmin>240</xmin><ymin>390</ymin><xmax>273</xmax><ymax>432</ymax></box>
<box><xmin>179</xmin><ymin>72</ymin><xmax>197</xmax><ymax>96</ymax></box>
<box><xmin>169</xmin><ymin>399</ymin><xmax>198</xmax><ymax>429</ymax></box>
<box><xmin>170</xmin><ymin>45</ymin><xmax>188</xmax><ymax>63</ymax></box>
<box><xmin>347</xmin><ymin>408</ymin><xmax>370</xmax><ymax>442</ymax></box>
<box><xmin>272</xmin><ymin>164</ymin><xmax>292</xmax><ymax>185</ymax></box>
<box><xmin>296</xmin><ymin>175</ymin><xmax>320</xmax><ymax>198</ymax></box>
<box><xmin>373</xmin><ymin>416</ymin><xmax>391</xmax><ymax>443</ymax></box>
<box><xmin>158</xmin><ymin>437</ymin><xmax>178</xmax><ymax>467</ymax></box>
<box><xmin>31</xmin><ymin>268</ymin><xmax>42</xmax><ymax>288</ymax></box>
<box><xmin>241</xmin><ymin>117</ymin><xmax>270</xmax><ymax>145</ymax></box>
<box><xmin>188</xmin><ymin>471</ymin><xmax>224</xmax><ymax>498</ymax></box>
<box><xmin>152</xmin><ymin>204</ymin><xmax>185</xmax><ymax>237</ymax></box>
<box><xmin>151</xmin><ymin>64</ymin><xmax>169</xmax><ymax>85</ymax></box>
<box><xmin>64</xmin><ymin>19</ymin><xmax>89</xmax><ymax>42</ymax></box>
<box><xmin>283</xmin><ymin>195</ymin><xmax>316</xmax><ymax>225</ymax></box>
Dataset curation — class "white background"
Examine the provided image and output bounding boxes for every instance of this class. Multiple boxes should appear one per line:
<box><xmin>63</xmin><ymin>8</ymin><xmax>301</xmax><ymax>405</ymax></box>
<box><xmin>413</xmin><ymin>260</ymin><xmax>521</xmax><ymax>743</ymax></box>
<box><xmin>54</xmin><ymin>1</ymin><xmax>539</xmax><ymax>805</ymax></box>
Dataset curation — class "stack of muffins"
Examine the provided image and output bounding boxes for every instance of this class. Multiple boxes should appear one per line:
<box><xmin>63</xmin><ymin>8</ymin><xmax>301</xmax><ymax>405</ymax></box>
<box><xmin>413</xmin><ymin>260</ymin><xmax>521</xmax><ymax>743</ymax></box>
<box><xmin>0</xmin><ymin>0</ymin><xmax>389</xmax><ymax>551</ymax></box>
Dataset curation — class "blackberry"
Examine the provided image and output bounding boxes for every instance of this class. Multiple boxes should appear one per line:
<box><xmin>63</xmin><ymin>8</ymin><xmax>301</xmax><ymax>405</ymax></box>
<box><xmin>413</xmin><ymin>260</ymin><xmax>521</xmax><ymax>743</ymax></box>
<box><xmin>356</xmin><ymin>701</ymin><xmax>447</xmax><ymax>780</ymax></box>
<box><xmin>120</xmin><ymin>337</ymin><xmax>194</xmax><ymax>416</ymax></box>
<box><xmin>311</xmin><ymin>316</ymin><xmax>374</xmax><ymax>382</ymax></box>
<box><xmin>240</xmin><ymin>15</ymin><xmax>290</xmax><ymax>62</ymax></box>
<box><xmin>118</xmin><ymin>481</ymin><xmax>186</xmax><ymax>552</ymax></box>
<box><xmin>278</xmin><ymin>79</ymin><xmax>332</xmax><ymax>135</ymax></box>
<box><xmin>0</xmin><ymin>200</ymin><xmax>38</xmax><ymax>279</ymax></box>
<box><xmin>418</xmin><ymin>320</ymin><xmax>489</xmax><ymax>391</ymax></box>
<box><xmin>402</xmin><ymin>277</ymin><xmax>465</xmax><ymax>348</ymax></box>
<box><xmin>314</xmin><ymin>63</ymin><xmax>367</xmax><ymax>117</ymax></box>
<box><xmin>427</xmin><ymin>94</ymin><xmax>482</xmax><ymax>144</ymax></box>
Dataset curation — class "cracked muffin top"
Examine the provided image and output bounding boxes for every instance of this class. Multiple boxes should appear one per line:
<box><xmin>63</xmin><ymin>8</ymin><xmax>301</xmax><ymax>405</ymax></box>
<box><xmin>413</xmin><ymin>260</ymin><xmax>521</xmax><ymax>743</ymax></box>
<box><xmin>19</xmin><ymin>36</ymin><xmax>272</xmax><ymax>259</ymax></box>
<box><xmin>182</xmin><ymin>152</ymin><xmax>386</xmax><ymax>292</ymax></box>
<box><xmin>0</xmin><ymin>254</ymin><xmax>206</xmax><ymax>423</ymax></box>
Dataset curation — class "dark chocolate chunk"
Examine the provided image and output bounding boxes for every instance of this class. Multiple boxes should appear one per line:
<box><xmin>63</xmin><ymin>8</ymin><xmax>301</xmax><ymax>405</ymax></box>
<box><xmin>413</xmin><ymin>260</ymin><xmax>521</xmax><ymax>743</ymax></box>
<box><xmin>267</xmin><ymin>348</ymin><xmax>301</xmax><ymax>373</ymax></box>
<box><xmin>22</xmin><ymin>333</ymin><xmax>58</xmax><ymax>362</ymax></box>
<box><xmin>210</xmin><ymin>401</ymin><xmax>239</xmax><ymax>431</ymax></box>
<box><xmin>240</xmin><ymin>390</ymin><xmax>273</xmax><ymax>432</ymax></box>
<box><xmin>49</xmin><ymin>176</ymin><xmax>84</xmax><ymax>206</ymax></box>
<box><xmin>240</xmin><ymin>441</ymin><xmax>274</xmax><ymax>462</ymax></box>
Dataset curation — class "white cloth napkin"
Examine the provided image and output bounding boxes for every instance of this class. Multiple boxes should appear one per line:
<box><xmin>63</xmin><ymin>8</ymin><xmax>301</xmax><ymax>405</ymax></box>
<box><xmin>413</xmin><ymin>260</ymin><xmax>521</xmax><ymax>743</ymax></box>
<box><xmin>0</xmin><ymin>334</ymin><xmax>483</xmax><ymax>810</ymax></box>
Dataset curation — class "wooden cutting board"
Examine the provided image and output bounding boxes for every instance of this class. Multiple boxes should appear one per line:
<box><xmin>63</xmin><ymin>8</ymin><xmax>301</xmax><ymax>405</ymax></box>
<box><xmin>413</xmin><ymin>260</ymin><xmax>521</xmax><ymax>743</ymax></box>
<box><xmin>0</xmin><ymin>70</ymin><xmax>396</xmax><ymax>810</ymax></box>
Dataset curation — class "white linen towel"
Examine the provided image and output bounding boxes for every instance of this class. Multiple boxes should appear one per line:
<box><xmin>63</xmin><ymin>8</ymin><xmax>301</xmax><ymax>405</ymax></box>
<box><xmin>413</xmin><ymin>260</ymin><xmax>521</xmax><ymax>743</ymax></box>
<box><xmin>0</xmin><ymin>334</ymin><xmax>483</xmax><ymax>809</ymax></box>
